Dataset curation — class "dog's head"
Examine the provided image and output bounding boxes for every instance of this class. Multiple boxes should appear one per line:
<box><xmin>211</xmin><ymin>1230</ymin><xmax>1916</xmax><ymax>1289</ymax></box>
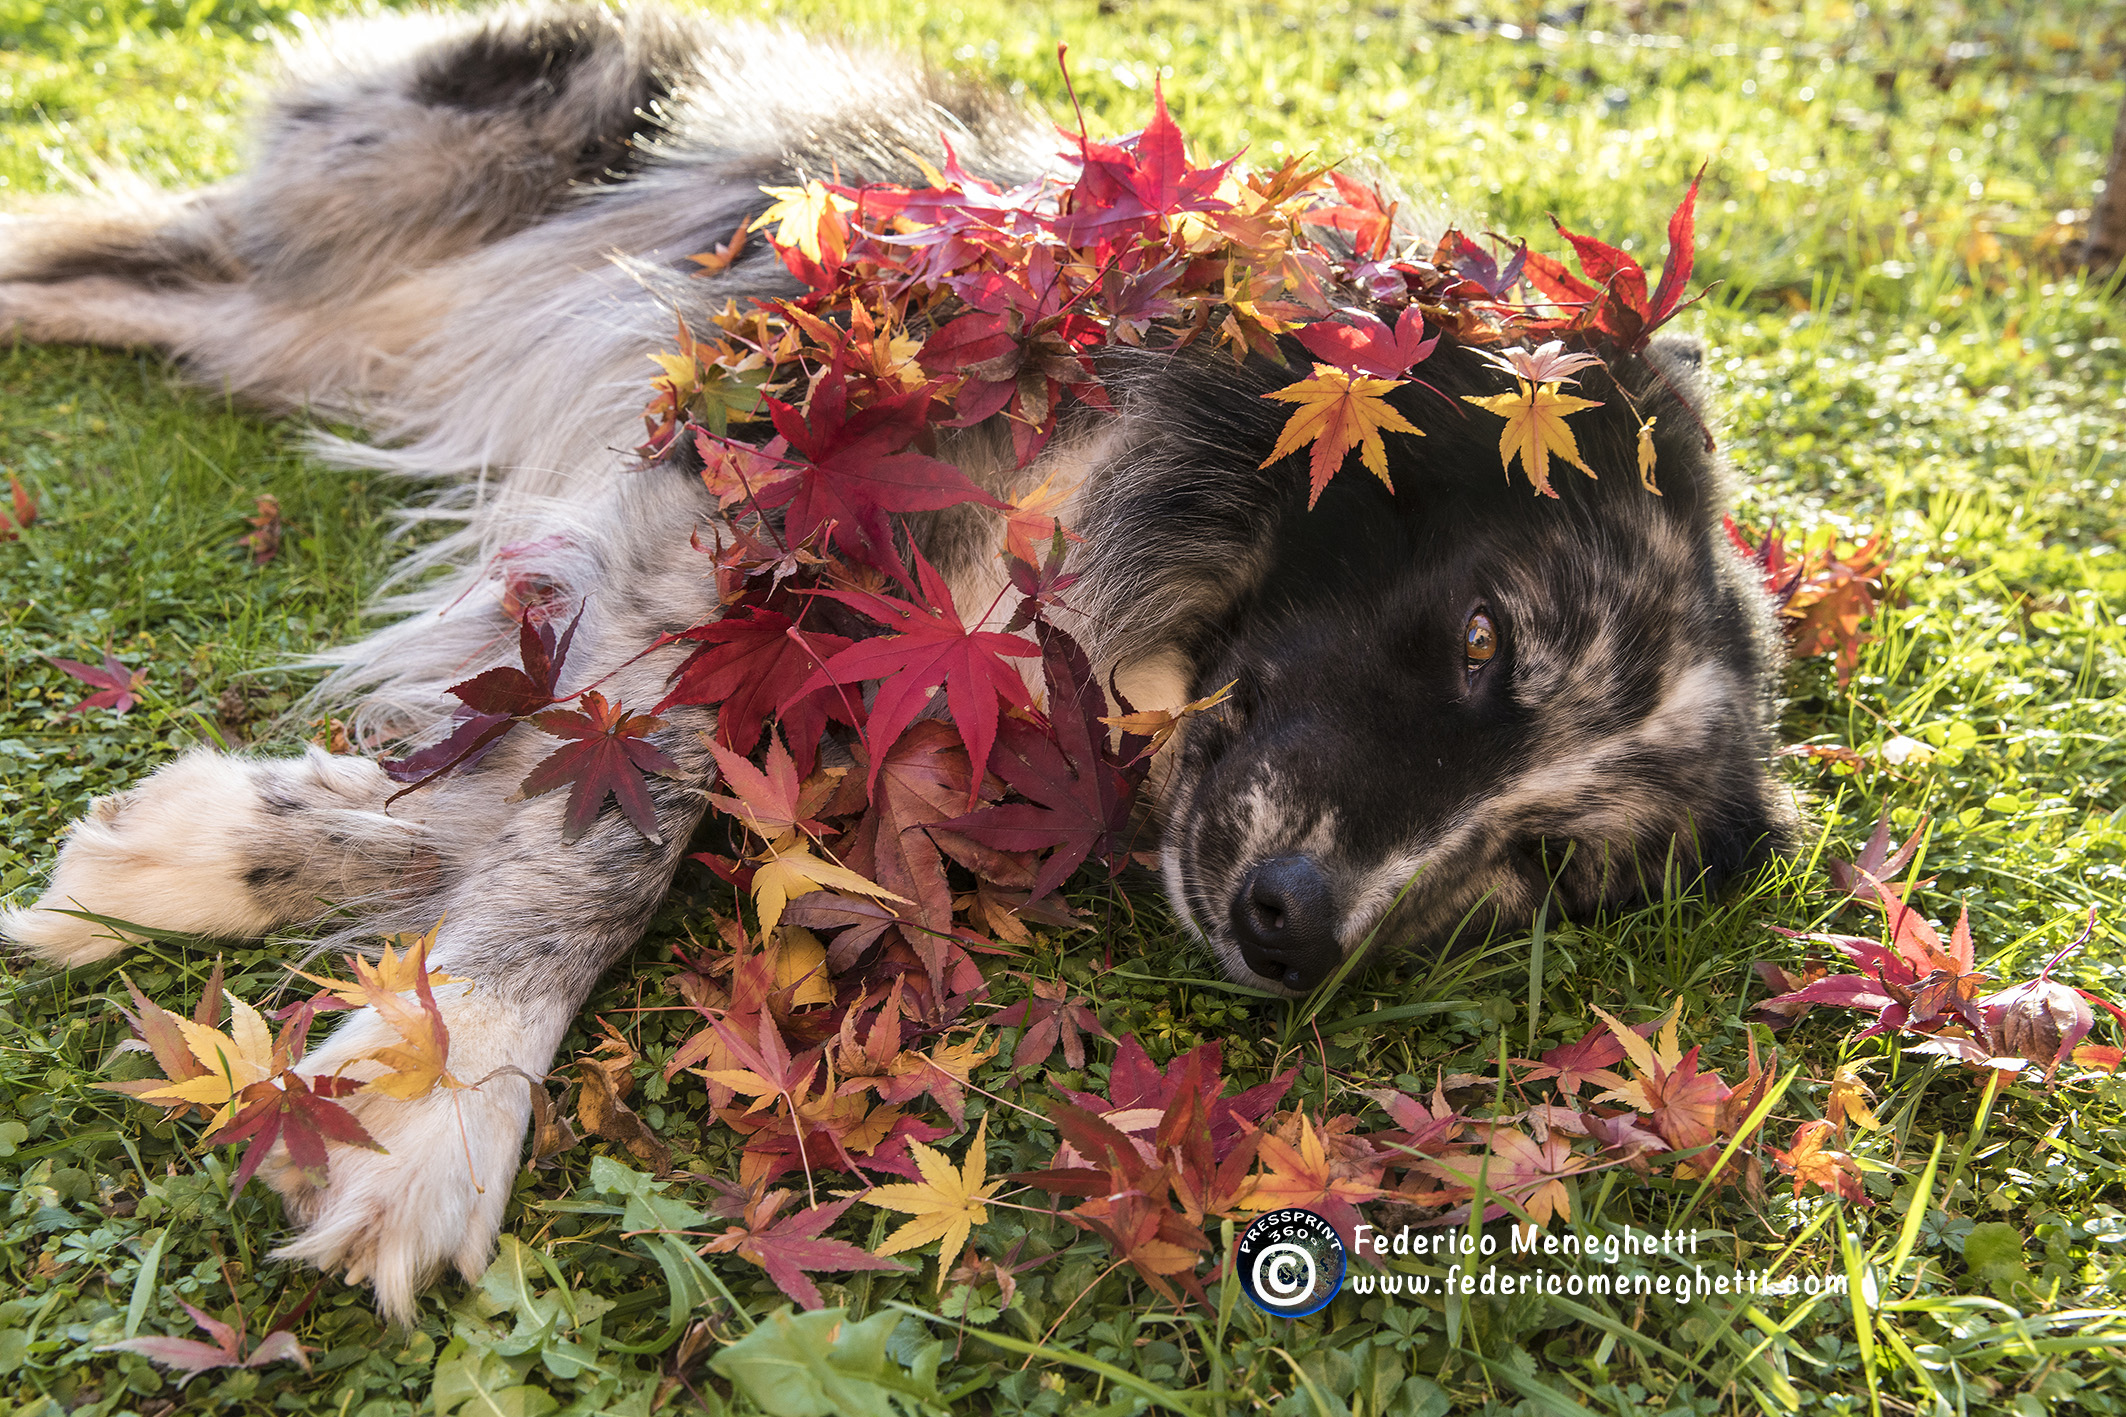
<box><xmin>1085</xmin><ymin>333</ymin><xmax>1795</xmax><ymax>993</ymax></box>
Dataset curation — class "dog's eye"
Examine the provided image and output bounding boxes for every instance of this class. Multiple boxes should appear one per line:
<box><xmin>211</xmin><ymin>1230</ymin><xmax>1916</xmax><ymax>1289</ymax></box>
<box><xmin>1464</xmin><ymin>610</ymin><xmax>1498</xmax><ymax>671</ymax></box>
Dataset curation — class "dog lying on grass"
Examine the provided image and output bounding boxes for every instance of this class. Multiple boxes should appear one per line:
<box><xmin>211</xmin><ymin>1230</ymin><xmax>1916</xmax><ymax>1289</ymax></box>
<box><xmin>0</xmin><ymin>2</ymin><xmax>1794</xmax><ymax>1320</ymax></box>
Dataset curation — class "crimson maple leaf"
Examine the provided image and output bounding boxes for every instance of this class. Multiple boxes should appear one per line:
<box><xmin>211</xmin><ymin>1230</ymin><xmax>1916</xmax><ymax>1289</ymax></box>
<box><xmin>803</xmin><ymin>548</ymin><xmax>1038</xmax><ymax>803</ymax></box>
<box><xmin>936</xmin><ymin>626</ymin><xmax>1143</xmax><ymax>903</ymax></box>
<box><xmin>1437</xmin><ymin>230</ymin><xmax>1528</xmax><ymax>300</ymax></box>
<box><xmin>210</xmin><ymin>1070</ymin><xmax>382</xmax><ymax>1192</ymax></box>
<box><xmin>385</xmin><ymin>608</ymin><xmax>580</xmax><ymax>790</ymax></box>
<box><xmin>50</xmin><ymin>650</ymin><xmax>149</xmax><ymax>714</ymax></box>
<box><xmin>838</xmin><ymin>720</ymin><xmax>992</xmax><ymax>935</ymax></box>
<box><xmin>1295</xmin><ymin>306</ymin><xmax>1439</xmax><ymax>379</ymax></box>
<box><xmin>990</xmin><ymin>975</ymin><xmax>1112</xmax><ymax>1071</ymax></box>
<box><xmin>1304</xmin><ymin>172</ymin><xmax>1399</xmax><ymax>261</ymax></box>
<box><xmin>698</xmin><ymin>1191</ymin><xmax>906</xmax><ymax>1309</ymax></box>
<box><xmin>516</xmin><ymin>690</ymin><xmax>680</xmax><ymax>843</ymax></box>
<box><xmin>657</xmin><ymin>606</ymin><xmax>853</xmax><ymax>773</ymax></box>
<box><xmin>759</xmin><ymin>375</ymin><xmax>1004</xmax><ymax>566</ymax></box>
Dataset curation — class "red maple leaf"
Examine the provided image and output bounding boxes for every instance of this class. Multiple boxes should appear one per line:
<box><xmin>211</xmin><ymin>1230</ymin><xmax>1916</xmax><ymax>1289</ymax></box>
<box><xmin>206</xmin><ymin>1071</ymin><xmax>382</xmax><ymax>1192</ymax></box>
<box><xmin>1304</xmin><ymin>172</ymin><xmax>1399</xmax><ymax>262</ymax></box>
<box><xmin>838</xmin><ymin>720</ymin><xmax>991</xmax><ymax>936</ymax></box>
<box><xmin>1052</xmin><ymin>80</ymin><xmax>1233</xmax><ymax>249</ymax></box>
<box><xmin>760</xmin><ymin>376</ymin><xmax>1004</xmax><ymax>566</ymax></box>
<box><xmin>1295</xmin><ymin>306</ymin><xmax>1439</xmax><ymax>379</ymax></box>
<box><xmin>657</xmin><ymin>607</ymin><xmax>854</xmax><ymax>773</ymax></box>
<box><xmin>698</xmin><ymin>1191</ymin><xmax>905</xmax><ymax>1309</ymax></box>
<box><xmin>1521</xmin><ymin>167</ymin><xmax>1703</xmax><ymax>350</ymax></box>
<box><xmin>935</xmin><ymin>627</ymin><xmax>1143</xmax><ymax>902</ymax></box>
<box><xmin>990</xmin><ymin>975</ymin><xmax>1112</xmax><ymax>1071</ymax></box>
<box><xmin>50</xmin><ymin>650</ymin><xmax>148</xmax><ymax>714</ymax></box>
<box><xmin>384</xmin><ymin>608</ymin><xmax>580</xmax><ymax>790</ymax></box>
<box><xmin>517</xmin><ymin>690</ymin><xmax>680</xmax><ymax>843</ymax></box>
<box><xmin>803</xmin><ymin>548</ymin><xmax>1038</xmax><ymax>802</ymax></box>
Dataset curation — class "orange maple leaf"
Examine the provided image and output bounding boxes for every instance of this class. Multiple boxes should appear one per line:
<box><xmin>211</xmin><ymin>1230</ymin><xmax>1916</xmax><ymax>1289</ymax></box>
<box><xmin>1769</xmin><ymin>1120</ymin><xmax>1869</xmax><ymax>1203</ymax></box>
<box><xmin>1260</xmin><ymin>363</ymin><xmax>1423</xmax><ymax>508</ymax></box>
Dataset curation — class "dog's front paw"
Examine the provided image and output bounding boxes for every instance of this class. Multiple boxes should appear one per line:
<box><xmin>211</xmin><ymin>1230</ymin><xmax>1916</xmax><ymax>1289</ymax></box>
<box><xmin>262</xmin><ymin>991</ymin><xmax>559</xmax><ymax>1324</ymax></box>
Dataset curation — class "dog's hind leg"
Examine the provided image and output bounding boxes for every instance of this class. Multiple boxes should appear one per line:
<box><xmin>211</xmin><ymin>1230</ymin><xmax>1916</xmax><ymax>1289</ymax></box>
<box><xmin>0</xmin><ymin>3</ymin><xmax>697</xmax><ymax>407</ymax></box>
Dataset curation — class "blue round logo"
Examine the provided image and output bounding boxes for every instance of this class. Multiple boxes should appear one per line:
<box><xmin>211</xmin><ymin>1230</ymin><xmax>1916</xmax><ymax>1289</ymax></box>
<box><xmin>1235</xmin><ymin>1208</ymin><xmax>1346</xmax><ymax>1317</ymax></box>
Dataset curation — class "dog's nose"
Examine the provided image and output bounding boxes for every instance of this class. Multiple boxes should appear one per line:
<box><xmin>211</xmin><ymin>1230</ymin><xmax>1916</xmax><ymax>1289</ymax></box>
<box><xmin>1230</xmin><ymin>855</ymin><xmax>1340</xmax><ymax>991</ymax></box>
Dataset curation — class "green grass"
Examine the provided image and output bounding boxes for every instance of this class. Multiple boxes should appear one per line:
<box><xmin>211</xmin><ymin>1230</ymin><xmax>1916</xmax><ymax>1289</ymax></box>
<box><xmin>4</xmin><ymin>1</ymin><xmax>2126</xmax><ymax>1414</ymax></box>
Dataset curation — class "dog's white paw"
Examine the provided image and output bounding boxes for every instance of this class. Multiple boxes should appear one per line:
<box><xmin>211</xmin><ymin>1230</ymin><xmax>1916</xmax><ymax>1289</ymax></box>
<box><xmin>2</xmin><ymin>750</ymin><xmax>281</xmax><ymax>964</ymax></box>
<box><xmin>262</xmin><ymin>991</ymin><xmax>565</xmax><ymax>1325</ymax></box>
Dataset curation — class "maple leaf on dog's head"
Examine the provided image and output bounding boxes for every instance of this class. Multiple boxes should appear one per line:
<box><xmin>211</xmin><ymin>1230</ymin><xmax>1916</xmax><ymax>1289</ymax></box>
<box><xmin>804</xmin><ymin>547</ymin><xmax>1038</xmax><ymax>802</ymax></box>
<box><xmin>865</xmin><ymin>1115</ymin><xmax>1001</xmax><ymax>1285</ymax></box>
<box><xmin>839</xmin><ymin>719</ymin><xmax>990</xmax><ymax>936</ymax></box>
<box><xmin>515</xmin><ymin>691</ymin><xmax>679</xmax><ymax>844</ymax></box>
<box><xmin>1295</xmin><ymin>307</ymin><xmax>1438</xmax><ymax>380</ymax></box>
<box><xmin>1261</xmin><ymin>364</ymin><xmax>1423</xmax><ymax>508</ymax></box>
<box><xmin>1100</xmin><ymin>680</ymin><xmax>1235</xmax><ymax>764</ymax></box>
<box><xmin>50</xmin><ymin>650</ymin><xmax>148</xmax><ymax>715</ymax></box>
<box><xmin>1304</xmin><ymin>171</ymin><xmax>1399</xmax><ymax>261</ymax></box>
<box><xmin>1462</xmin><ymin>378</ymin><xmax>1603</xmax><ymax>498</ymax></box>
<box><xmin>1523</xmin><ymin>169</ymin><xmax>1704</xmax><ymax>350</ymax></box>
<box><xmin>699</xmin><ymin>1191</ymin><xmax>906</xmax><ymax>1309</ymax></box>
<box><xmin>1438</xmin><ymin>230</ymin><xmax>1528</xmax><ymax>299</ymax></box>
<box><xmin>1475</xmin><ymin>340</ymin><xmax>1605</xmax><ymax>387</ymax></box>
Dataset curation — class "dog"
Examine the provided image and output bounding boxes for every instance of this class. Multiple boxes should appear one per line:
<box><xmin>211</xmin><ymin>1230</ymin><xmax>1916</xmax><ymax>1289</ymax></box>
<box><xmin>0</xmin><ymin>2</ymin><xmax>1795</xmax><ymax>1320</ymax></box>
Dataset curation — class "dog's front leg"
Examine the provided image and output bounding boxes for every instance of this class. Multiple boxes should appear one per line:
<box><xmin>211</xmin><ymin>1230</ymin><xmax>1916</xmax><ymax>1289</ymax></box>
<box><xmin>262</xmin><ymin>662</ymin><xmax>716</xmax><ymax>1324</ymax></box>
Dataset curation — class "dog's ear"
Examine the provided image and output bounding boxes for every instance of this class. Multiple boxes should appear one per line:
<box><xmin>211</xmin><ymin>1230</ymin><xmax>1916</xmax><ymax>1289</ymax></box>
<box><xmin>1639</xmin><ymin>333</ymin><xmax>1712</xmax><ymax>420</ymax></box>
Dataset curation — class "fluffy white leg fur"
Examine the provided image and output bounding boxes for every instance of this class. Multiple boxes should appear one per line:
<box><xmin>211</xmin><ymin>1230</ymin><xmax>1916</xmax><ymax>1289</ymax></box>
<box><xmin>2</xmin><ymin>747</ymin><xmax>405</xmax><ymax>965</ymax></box>
<box><xmin>264</xmin><ymin>986</ymin><xmax>569</xmax><ymax>1326</ymax></box>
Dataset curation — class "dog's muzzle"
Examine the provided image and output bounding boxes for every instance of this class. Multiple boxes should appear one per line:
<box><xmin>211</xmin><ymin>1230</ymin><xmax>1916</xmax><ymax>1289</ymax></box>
<box><xmin>1231</xmin><ymin>854</ymin><xmax>1340</xmax><ymax>992</ymax></box>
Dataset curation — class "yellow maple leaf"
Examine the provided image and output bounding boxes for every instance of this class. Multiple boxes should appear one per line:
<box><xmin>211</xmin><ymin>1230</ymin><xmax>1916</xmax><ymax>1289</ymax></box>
<box><xmin>1260</xmin><ymin>363</ymin><xmax>1423</xmax><ymax>508</ymax></box>
<box><xmin>1827</xmin><ymin>1065</ymin><xmax>1881</xmax><ymax>1133</ymax></box>
<box><xmin>770</xmin><ymin>927</ymin><xmax>836</xmax><ymax>1008</ymax></box>
<box><xmin>1100</xmin><ymin>680</ymin><xmax>1237</xmax><ymax>762</ymax></box>
<box><xmin>864</xmin><ymin>1115</ymin><xmax>1000</xmax><ymax>1285</ymax></box>
<box><xmin>139</xmin><ymin>993</ymin><xmax>278</xmax><ymax>1129</ymax></box>
<box><xmin>1586</xmin><ymin>1001</ymin><xmax>1684</xmax><ymax>1110</ymax></box>
<box><xmin>1461</xmin><ymin>377</ymin><xmax>1603</xmax><ymax>497</ymax></box>
<box><xmin>750</xmin><ymin>835</ymin><xmax>909</xmax><ymax>937</ymax></box>
<box><xmin>1636</xmin><ymin>416</ymin><xmax>1661</xmax><ymax>495</ymax></box>
<box><xmin>297</xmin><ymin>922</ymin><xmax>464</xmax><ymax>1008</ymax></box>
<box><xmin>349</xmin><ymin>942</ymin><xmax>465</xmax><ymax>1101</ymax></box>
<box><xmin>750</xmin><ymin>181</ymin><xmax>855</xmax><ymax>265</ymax></box>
